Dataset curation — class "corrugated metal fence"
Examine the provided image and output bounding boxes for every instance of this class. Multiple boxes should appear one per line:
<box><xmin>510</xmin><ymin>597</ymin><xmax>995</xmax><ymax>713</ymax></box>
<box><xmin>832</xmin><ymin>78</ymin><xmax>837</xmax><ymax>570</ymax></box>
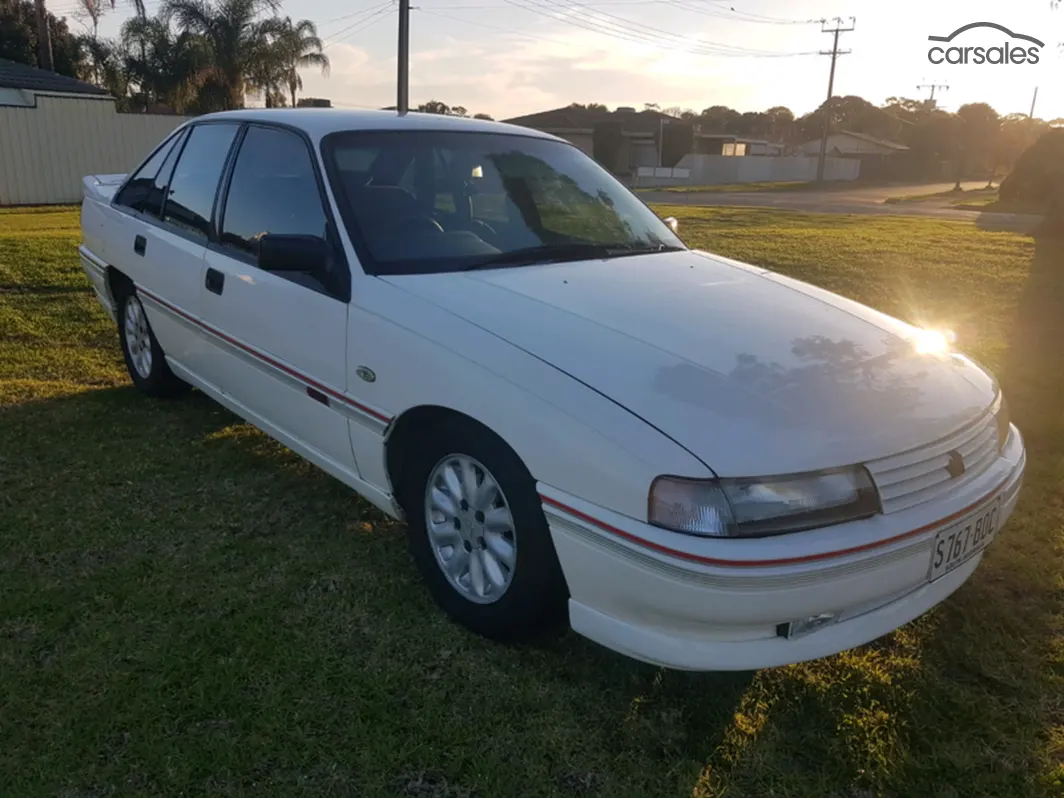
<box><xmin>0</xmin><ymin>95</ymin><xmax>191</xmax><ymax>205</ymax></box>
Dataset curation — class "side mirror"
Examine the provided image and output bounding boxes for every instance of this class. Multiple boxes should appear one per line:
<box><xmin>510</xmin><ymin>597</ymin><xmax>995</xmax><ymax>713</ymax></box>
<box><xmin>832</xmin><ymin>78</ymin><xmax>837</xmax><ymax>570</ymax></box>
<box><xmin>258</xmin><ymin>234</ymin><xmax>329</xmax><ymax>276</ymax></box>
<box><xmin>663</xmin><ymin>216</ymin><xmax>679</xmax><ymax>233</ymax></box>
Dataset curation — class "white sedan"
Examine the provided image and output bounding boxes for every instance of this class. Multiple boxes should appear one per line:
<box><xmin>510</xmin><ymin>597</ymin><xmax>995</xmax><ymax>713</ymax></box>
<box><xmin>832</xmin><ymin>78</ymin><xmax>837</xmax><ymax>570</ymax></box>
<box><xmin>79</xmin><ymin>110</ymin><xmax>1025</xmax><ymax>670</ymax></box>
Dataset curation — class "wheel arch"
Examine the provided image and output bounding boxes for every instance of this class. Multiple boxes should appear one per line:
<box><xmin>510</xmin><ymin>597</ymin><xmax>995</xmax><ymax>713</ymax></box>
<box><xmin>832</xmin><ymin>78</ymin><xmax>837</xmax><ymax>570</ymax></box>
<box><xmin>385</xmin><ymin>405</ymin><xmax>529</xmax><ymax>513</ymax></box>
<box><xmin>106</xmin><ymin>265</ymin><xmax>134</xmax><ymax>306</ymax></box>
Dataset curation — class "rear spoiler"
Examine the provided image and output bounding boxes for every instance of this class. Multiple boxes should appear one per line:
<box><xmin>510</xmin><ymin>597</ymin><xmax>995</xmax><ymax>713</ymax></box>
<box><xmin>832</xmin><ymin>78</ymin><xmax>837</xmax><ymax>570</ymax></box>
<box><xmin>82</xmin><ymin>173</ymin><xmax>127</xmax><ymax>204</ymax></box>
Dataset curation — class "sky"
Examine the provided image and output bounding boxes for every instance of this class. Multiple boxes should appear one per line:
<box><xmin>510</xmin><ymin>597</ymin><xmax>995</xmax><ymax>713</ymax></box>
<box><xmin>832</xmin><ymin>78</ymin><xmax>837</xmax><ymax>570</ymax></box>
<box><xmin>73</xmin><ymin>0</ymin><xmax>1064</xmax><ymax>121</ymax></box>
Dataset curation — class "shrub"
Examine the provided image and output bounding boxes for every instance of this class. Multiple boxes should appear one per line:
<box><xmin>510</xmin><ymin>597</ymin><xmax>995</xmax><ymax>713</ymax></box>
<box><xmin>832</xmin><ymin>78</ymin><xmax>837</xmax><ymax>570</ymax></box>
<box><xmin>999</xmin><ymin>128</ymin><xmax>1064</xmax><ymax>221</ymax></box>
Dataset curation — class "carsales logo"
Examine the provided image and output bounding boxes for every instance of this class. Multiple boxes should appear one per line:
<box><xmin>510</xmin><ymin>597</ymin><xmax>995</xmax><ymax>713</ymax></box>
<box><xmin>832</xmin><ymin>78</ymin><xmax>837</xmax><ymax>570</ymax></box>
<box><xmin>927</xmin><ymin>22</ymin><xmax>1044</xmax><ymax>65</ymax></box>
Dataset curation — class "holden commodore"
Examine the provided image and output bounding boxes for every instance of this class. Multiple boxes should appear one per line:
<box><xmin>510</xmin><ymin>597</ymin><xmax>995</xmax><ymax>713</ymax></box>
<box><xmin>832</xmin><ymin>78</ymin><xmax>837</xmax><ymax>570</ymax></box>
<box><xmin>78</xmin><ymin>110</ymin><xmax>1025</xmax><ymax>670</ymax></box>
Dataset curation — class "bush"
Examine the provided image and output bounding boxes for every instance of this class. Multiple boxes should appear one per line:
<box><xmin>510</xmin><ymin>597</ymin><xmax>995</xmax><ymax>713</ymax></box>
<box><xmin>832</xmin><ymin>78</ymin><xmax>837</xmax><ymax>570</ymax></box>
<box><xmin>999</xmin><ymin>128</ymin><xmax>1064</xmax><ymax>220</ymax></box>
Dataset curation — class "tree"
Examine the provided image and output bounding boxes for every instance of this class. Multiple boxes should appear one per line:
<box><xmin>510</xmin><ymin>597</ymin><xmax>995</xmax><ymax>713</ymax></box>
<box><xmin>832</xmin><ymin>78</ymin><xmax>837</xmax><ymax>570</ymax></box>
<box><xmin>33</xmin><ymin>0</ymin><xmax>54</xmax><ymax>70</ymax></box>
<box><xmin>907</xmin><ymin>109</ymin><xmax>959</xmax><ymax>179</ymax></box>
<box><xmin>569</xmin><ymin>102</ymin><xmax>608</xmax><ymax>112</ymax></box>
<box><xmin>763</xmin><ymin>106</ymin><xmax>795</xmax><ymax>143</ymax></box>
<box><xmin>999</xmin><ymin>128</ymin><xmax>1064</xmax><ymax>227</ymax></box>
<box><xmin>415</xmin><ymin>101</ymin><xmax>487</xmax><ymax>118</ymax></box>
<box><xmin>121</xmin><ymin>13</ymin><xmax>209</xmax><ymax>111</ymax></box>
<box><xmin>162</xmin><ymin>0</ymin><xmax>281</xmax><ymax>110</ymax></box>
<box><xmin>417</xmin><ymin>100</ymin><xmax>453</xmax><ymax>115</ymax></box>
<box><xmin>1</xmin><ymin>0</ymin><xmax>86</xmax><ymax>78</ymax></box>
<box><xmin>699</xmin><ymin>105</ymin><xmax>741</xmax><ymax>133</ymax></box>
<box><xmin>797</xmin><ymin>95</ymin><xmax>901</xmax><ymax>143</ymax></box>
<box><xmin>259</xmin><ymin>16</ymin><xmax>328</xmax><ymax>108</ymax></box>
<box><xmin>72</xmin><ymin>0</ymin><xmax>106</xmax><ymax>42</ymax></box>
<box><xmin>993</xmin><ymin>114</ymin><xmax>1050</xmax><ymax>178</ymax></box>
<box><xmin>82</xmin><ymin>36</ymin><xmax>128</xmax><ymax>100</ymax></box>
<box><xmin>954</xmin><ymin>102</ymin><xmax>1000</xmax><ymax>189</ymax></box>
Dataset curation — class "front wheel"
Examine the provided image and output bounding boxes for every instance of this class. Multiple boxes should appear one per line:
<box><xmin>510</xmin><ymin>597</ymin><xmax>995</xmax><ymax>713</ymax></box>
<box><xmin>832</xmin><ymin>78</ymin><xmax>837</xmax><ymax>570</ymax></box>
<box><xmin>403</xmin><ymin>419</ymin><xmax>568</xmax><ymax>640</ymax></box>
<box><xmin>117</xmin><ymin>290</ymin><xmax>188</xmax><ymax>397</ymax></box>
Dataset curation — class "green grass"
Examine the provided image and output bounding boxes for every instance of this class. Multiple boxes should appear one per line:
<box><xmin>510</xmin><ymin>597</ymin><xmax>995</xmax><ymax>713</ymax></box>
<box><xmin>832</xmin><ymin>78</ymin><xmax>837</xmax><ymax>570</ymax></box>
<box><xmin>636</xmin><ymin>180</ymin><xmax>881</xmax><ymax>195</ymax></box>
<box><xmin>639</xmin><ymin>181</ymin><xmax>818</xmax><ymax>194</ymax></box>
<box><xmin>882</xmin><ymin>188</ymin><xmax>1041</xmax><ymax>215</ymax></box>
<box><xmin>2</xmin><ymin>206</ymin><xmax>1063</xmax><ymax>796</ymax></box>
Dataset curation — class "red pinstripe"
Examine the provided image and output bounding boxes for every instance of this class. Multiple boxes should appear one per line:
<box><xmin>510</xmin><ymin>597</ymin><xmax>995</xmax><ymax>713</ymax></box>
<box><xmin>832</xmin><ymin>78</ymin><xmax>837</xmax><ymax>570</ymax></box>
<box><xmin>540</xmin><ymin>478</ymin><xmax>1009</xmax><ymax>568</ymax></box>
<box><xmin>136</xmin><ymin>286</ymin><xmax>391</xmax><ymax>425</ymax></box>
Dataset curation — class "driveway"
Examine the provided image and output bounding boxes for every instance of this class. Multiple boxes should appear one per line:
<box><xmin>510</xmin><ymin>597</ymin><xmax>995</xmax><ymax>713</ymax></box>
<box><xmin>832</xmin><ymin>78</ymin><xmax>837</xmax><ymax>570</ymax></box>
<box><xmin>640</xmin><ymin>181</ymin><xmax>1042</xmax><ymax>233</ymax></box>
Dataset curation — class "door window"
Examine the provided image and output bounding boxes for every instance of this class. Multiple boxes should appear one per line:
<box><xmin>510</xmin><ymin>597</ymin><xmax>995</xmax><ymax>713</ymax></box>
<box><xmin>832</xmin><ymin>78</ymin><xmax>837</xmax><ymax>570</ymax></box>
<box><xmin>162</xmin><ymin>123</ymin><xmax>240</xmax><ymax>240</ymax></box>
<box><xmin>113</xmin><ymin>130</ymin><xmax>182</xmax><ymax>213</ymax></box>
<box><xmin>220</xmin><ymin>126</ymin><xmax>329</xmax><ymax>260</ymax></box>
<box><xmin>142</xmin><ymin>129</ymin><xmax>187</xmax><ymax>219</ymax></box>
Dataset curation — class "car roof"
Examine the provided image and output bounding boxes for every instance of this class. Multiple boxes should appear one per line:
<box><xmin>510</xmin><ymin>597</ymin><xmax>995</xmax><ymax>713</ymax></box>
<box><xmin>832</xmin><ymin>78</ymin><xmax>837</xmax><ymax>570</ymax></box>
<box><xmin>193</xmin><ymin>108</ymin><xmax>563</xmax><ymax>143</ymax></box>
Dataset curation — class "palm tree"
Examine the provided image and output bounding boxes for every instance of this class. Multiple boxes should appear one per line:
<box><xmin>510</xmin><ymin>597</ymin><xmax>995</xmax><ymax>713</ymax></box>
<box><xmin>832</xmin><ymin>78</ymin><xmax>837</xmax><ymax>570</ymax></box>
<box><xmin>121</xmin><ymin>14</ymin><xmax>209</xmax><ymax>111</ymax></box>
<box><xmin>269</xmin><ymin>17</ymin><xmax>329</xmax><ymax>108</ymax></box>
<box><xmin>162</xmin><ymin>0</ymin><xmax>280</xmax><ymax>110</ymax></box>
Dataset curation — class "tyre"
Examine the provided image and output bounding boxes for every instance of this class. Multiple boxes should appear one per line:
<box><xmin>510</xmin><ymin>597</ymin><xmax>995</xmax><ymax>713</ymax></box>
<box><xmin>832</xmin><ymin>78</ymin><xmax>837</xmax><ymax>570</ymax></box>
<box><xmin>402</xmin><ymin>418</ymin><xmax>568</xmax><ymax>640</ymax></box>
<box><xmin>116</xmin><ymin>289</ymin><xmax>188</xmax><ymax>397</ymax></box>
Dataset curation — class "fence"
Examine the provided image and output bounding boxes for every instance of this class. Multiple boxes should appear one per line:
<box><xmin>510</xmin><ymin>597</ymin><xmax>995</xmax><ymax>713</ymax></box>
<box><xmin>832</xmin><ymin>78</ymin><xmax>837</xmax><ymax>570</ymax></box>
<box><xmin>0</xmin><ymin>94</ymin><xmax>191</xmax><ymax>205</ymax></box>
<box><xmin>633</xmin><ymin>154</ymin><xmax>861</xmax><ymax>187</ymax></box>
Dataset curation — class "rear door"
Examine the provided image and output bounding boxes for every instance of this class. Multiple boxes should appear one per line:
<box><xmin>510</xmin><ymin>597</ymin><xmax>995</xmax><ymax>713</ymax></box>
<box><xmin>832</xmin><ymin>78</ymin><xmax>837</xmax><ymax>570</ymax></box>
<box><xmin>112</xmin><ymin>122</ymin><xmax>241</xmax><ymax>374</ymax></box>
<box><xmin>196</xmin><ymin>123</ymin><xmax>358</xmax><ymax>475</ymax></box>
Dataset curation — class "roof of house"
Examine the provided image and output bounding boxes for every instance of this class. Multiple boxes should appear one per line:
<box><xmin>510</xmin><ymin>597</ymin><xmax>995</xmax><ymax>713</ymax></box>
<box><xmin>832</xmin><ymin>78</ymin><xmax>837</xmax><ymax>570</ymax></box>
<box><xmin>0</xmin><ymin>58</ymin><xmax>108</xmax><ymax>96</ymax></box>
<box><xmin>504</xmin><ymin>105</ymin><xmax>682</xmax><ymax>134</ymax></box>
<box><xmin>837</xmin><ymin>130</ymin><xmax>910</xmax><ymax>151</ymax></box>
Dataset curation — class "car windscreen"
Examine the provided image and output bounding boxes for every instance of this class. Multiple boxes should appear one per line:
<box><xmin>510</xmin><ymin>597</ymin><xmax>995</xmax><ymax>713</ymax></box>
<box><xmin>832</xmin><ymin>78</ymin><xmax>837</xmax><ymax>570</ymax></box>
<box><xmin>320</xmin><ymin>129</ymin><xmax>686</xmax><ymax>275</ymax></box>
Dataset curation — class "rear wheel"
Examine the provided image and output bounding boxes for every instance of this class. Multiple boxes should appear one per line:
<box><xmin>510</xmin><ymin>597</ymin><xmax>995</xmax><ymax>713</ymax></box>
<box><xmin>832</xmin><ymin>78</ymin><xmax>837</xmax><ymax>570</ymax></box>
<box><xmin>402</xmin><ymin>418</ymin><xmax>568</xmax><ymax>640</ymax></box>
<box><xmin>117</xmin><ymin>290</ymin><xmax>188</xmax><ymax>397</ymax></box>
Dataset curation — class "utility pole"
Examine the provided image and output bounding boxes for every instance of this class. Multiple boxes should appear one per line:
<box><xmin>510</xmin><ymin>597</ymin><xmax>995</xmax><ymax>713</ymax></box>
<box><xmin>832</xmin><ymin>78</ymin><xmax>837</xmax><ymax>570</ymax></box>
<box><xmin>916</xmin><ymin>81</ymin><xmax>949</xmax><ymax>103</ymax></box>
<box><xmin>1030</xmin><ymin>86</ymin><xmax>1039</xmax><ymax>119</ymax></box>
<box><xmin>34</xmin><ymin>0</ymin><xmax>54</xmax><ymax>73</ymax></box>
<box><xmin>397</xmin><ymin>0</ymin><xmax>410</xmax><ymax>113</ymax></box>
<box><xmin>815</xmin><ymin>16</ymin><xmax>854</xmax><ymax>183</ymax></box>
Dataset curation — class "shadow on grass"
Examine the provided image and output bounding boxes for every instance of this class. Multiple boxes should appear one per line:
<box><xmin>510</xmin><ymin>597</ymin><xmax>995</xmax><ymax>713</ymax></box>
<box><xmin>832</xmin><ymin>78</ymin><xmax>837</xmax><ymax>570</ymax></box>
<box><xmin>0</xmin><ymin>384</ymin><xmax>752</xmax><ymax>797</ymax></box>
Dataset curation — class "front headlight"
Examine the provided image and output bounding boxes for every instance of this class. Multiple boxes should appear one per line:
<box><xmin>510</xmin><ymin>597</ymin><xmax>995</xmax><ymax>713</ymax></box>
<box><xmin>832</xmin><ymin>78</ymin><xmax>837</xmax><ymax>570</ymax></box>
<box><xmin>648</xmin><ymin>467</ymin><xmax>880</xmax><ymax>538</ymax></box>
<box><xmin>994</xmin><ymin>392</ymin><xmax>1010</xmax><ymax>453</ymax></box>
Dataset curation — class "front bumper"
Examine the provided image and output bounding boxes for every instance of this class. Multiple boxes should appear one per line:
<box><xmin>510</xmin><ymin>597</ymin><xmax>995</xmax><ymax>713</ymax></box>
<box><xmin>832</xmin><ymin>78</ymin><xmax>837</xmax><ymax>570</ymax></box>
<box><xmin>540</xmin><ymin>425</ymin><xmax>1026</xmax><ymax>671</ymax></box>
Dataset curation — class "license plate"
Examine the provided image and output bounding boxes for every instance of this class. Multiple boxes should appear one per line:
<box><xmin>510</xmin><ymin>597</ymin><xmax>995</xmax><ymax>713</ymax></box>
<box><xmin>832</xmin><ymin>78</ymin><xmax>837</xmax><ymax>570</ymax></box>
<box><xmin>927</xmin><ymin>497</ymin><xmax>1001</xmax><ymax>582</ymax></box>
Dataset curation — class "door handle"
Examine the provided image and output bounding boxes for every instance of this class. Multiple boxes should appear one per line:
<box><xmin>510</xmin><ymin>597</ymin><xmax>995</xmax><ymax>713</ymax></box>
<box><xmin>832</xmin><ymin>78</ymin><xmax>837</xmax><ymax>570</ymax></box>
<box><xmin>133</xmin><ymin>235</ymin><xmax>146</xmax><ymax>256</ymax></box>
<box><xmin>205</xmin><ymin>267</ymin><xmax>225</xmax><ymax>295</ymax></box>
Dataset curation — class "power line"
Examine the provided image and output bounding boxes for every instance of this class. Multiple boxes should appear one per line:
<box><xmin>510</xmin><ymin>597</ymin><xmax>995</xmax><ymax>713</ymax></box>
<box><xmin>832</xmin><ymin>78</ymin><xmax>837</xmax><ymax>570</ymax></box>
<box><xmin>500</xmin><ymin>0</ymin><xmax>820</xmax><ymax>57</ymax></box>
<box><xmin>668</xmin><ymin>0</ymin><xmax>824</xmax><ymax>25</ymax></box>
<box><xmin>322</xmin><ymin>3</ymin><xmax>395</xmax><ymax>46</ymax></box>
<box><xmin>418</xmin><ymin>7</ymin><xmax>577</xmax><ymax>46</ymax></box>
<box><xmin>815</xmin><ymin>15</ymin><xmax>854</xmax><ymax>183</ymax></box>
<box><xmin>317</xmin><ymin>1</ymin><xmax>395</xmax><ymax>27</ymax></box>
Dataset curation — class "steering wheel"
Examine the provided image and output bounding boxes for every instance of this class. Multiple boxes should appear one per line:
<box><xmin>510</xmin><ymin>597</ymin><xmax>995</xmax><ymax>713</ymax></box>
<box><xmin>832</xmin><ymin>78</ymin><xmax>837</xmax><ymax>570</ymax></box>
<box><xmin>396</xmin><ymin>216</ymin><xmax>445</xmax><ymax>236</ymax></box>
<box><xmin>467</xmin><ymin>219</ymin><xmax>498</xmax><ymax>241</ymax></box>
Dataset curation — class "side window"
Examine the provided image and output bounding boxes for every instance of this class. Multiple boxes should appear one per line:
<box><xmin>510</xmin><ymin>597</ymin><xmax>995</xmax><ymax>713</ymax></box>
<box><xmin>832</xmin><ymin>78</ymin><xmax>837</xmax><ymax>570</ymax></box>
<box><xmin>163</xmin><ymin>123</ymin><xmax>240</xmax><ymax>239</ymax></box>
<box><xmin>142</xmin><ymin>129</ymin><xmax>187</xmax><ymax>219</ymax></box>
<box><xmin>113</xmin><ymin>131</ymin><xmax>180</xmax><ymax>212</ymax></box>
<box><xmin>220</xmin><ymin>126</ymin><xmax>328</xmax><ymax>260</ymax></box>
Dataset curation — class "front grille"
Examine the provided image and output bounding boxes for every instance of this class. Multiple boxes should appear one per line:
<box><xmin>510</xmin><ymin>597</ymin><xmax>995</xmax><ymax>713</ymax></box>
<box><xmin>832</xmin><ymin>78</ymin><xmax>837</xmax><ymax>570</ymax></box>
<box><xmin>865</xmin><ymin>405</ymin><xmax>1000</xmax><ymax>514</ymax></box>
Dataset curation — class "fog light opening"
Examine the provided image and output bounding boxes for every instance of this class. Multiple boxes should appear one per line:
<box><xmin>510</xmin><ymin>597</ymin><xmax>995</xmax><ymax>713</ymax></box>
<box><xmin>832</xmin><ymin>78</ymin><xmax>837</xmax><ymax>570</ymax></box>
<box><xmin>777</xmin><ymin>613</ymin><xmax>839</xmax><ymax>640</ymax></box>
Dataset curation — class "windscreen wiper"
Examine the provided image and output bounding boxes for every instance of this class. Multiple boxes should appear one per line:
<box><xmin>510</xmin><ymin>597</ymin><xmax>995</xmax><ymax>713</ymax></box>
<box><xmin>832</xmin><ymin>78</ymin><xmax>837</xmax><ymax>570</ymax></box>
<box><xmin>460</xmin><ymin>242</ymin><xmax>683</xmax><ymax>271</ymax></box>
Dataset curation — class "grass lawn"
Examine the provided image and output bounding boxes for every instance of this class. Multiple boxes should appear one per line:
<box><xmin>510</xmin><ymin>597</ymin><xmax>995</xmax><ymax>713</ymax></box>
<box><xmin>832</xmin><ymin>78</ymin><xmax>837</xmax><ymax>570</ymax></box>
<box><xmin>882</xmin><ymin>188</ymin><xmax>1041</xmax><ymax>215</ymax></box>
<box><xmin>639</xmin><ymin>181</ymin><xmax>819</xmax><ymax>194</ymax></box>
<box><xmin>2</xmin><ymin>205</ymin><xmax>1062</xmax><ymax>797</ymax></box>
<box><xmin>634</xmin><ymin>180</ymin><xmax>881</xmax><ymax>195</ymax></box>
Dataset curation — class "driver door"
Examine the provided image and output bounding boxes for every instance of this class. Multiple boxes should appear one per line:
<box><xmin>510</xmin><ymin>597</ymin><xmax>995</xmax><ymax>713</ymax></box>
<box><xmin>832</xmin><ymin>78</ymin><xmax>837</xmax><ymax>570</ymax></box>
<box><xmin>197</xmin><ymin>123</ymin><xmax>358</xmax><ymax>477</ymax></box>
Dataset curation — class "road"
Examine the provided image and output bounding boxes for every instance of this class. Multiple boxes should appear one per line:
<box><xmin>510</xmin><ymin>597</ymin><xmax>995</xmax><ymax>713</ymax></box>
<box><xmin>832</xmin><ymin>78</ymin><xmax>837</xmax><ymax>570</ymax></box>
<box><xmin>639</xmin><ymin>181</ymin><xmax>1042</xmax><ymax>233</ymax></box>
